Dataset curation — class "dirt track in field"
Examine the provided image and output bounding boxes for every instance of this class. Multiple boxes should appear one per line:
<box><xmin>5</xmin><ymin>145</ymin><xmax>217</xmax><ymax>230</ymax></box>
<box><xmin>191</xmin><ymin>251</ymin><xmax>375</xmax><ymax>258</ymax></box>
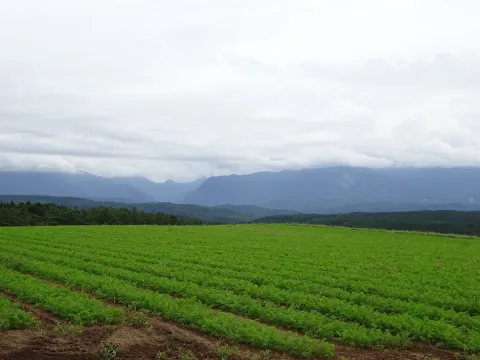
<box><xmin>0</xmin><ymin>292</ymin><xmax>464</xmax><ymax>360</ymax></box>
<box><xmin>0</xmin><ymin>318</ymin><xmax>462</xmax><ymax>360</ymax></box>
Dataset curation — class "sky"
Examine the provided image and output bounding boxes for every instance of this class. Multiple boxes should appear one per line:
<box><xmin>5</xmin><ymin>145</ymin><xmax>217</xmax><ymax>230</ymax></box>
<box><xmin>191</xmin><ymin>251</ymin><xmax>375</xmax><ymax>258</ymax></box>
<box><xmin>1</xmin><ymin>0</ymin><xmax>480</xmax><ymax>181</ymax></box>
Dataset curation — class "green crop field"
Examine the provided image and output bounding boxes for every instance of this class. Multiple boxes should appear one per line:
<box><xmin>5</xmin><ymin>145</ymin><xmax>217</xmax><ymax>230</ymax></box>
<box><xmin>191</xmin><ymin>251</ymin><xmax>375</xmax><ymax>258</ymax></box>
<box><xmin>0</xmin><ymin>224</ymin><xmax>479</xmax><ymax>358</ymax></box>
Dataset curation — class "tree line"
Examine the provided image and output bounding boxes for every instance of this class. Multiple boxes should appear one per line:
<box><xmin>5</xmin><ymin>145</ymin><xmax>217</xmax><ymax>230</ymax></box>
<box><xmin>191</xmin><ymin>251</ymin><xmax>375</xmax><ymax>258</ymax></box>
<box><xmin>0</xmin><ymin>195</ymin><xmax>254</xmax><ymax>224</ymax></box>
<box><xmin>0</xmin><ymin>202</ymin><xmax>202</xmax><ymax>226</ymax></box>
<box><xmin>255</xmin><ymin>211</ymin><xmax>480</xmax><ymax>236</ymax></box>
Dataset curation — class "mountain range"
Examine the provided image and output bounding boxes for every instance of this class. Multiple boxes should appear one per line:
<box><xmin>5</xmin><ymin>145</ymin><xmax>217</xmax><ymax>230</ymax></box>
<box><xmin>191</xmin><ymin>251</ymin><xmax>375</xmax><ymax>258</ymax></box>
<box><xmin>183</xmin><ymin>167</ymin><xmax>480</xmax><ymax>212</ymax></box>
<box><xmin>1</xmin><ymin>167</ymin><xmax>480</xmax><ymax>213</ymax></box>
<box><xmin>0</xmin><ymin>171</ymin><xmax>199</xmax><ymax>204</ymax></box>
<box><xmin>112</xmin><ymin>176</ymin><xmax>205</xmax><ymax>203</ymax></box>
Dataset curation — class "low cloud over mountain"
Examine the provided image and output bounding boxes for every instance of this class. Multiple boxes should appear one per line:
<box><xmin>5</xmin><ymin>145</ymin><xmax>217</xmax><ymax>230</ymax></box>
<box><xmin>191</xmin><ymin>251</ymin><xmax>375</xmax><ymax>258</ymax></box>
<box><xmin>1</xmin><ymin>1</ymin><xmax>480</xmax><ymax>181</ymax></box>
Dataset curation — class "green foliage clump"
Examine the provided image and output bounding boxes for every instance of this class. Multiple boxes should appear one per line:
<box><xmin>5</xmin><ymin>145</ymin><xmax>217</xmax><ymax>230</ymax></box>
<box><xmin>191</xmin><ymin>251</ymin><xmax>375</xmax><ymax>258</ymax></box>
<box><xmin>0</xmin><ymin>297</ymin><xmax>37</xmax><ymax>331</ymax></box>
<box><xmin>0</xmin><ymin>266</ymin><xmax>123</xmax><ymax>325</ymax></box>
<box><xmin>102</xmin><ymin>345</ymin><xmax>119</xmax><ymax>360</ymax></box>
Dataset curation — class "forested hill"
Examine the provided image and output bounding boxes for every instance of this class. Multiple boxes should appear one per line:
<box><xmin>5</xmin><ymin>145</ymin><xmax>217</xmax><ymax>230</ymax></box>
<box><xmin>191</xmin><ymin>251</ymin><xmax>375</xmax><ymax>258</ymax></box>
<box><xmin>255</xmin><ymin>211</ymin><xmax>480</xmax><ymax>236</ymax></box>
<box><xmin>0</xmin><ymin>202</ymin><xmax>202</xmax><ymax>226</ymax></box>
<box><xmin>0</xmin><ymin>195</ymin><xmax>296</xmax><ymax>223</ymax></box>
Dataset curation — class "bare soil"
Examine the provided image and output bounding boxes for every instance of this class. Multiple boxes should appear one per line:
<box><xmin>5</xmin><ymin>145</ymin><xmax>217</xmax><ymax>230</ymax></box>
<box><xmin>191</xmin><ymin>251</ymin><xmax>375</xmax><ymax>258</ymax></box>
<box><xmin>0</xmin><ymin>319</ymin><xmax>464</xmax><ymax>360</ymax></box>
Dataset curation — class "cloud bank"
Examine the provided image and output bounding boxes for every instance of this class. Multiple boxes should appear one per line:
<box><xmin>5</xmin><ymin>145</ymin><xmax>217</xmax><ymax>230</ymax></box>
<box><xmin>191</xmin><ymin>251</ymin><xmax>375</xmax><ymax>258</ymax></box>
<box><xmin>1</xmin><ymin>0</ymin><xmax>480</xmax><ymax>181</ymax></box>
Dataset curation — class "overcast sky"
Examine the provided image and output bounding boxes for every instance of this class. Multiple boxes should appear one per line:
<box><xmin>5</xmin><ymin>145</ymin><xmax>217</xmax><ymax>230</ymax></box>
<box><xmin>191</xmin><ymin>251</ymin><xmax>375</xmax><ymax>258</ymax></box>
<box><xmin>1</xmin><ymin>0</ymin><xmax>480</xmax><ymax>181</ymax></box>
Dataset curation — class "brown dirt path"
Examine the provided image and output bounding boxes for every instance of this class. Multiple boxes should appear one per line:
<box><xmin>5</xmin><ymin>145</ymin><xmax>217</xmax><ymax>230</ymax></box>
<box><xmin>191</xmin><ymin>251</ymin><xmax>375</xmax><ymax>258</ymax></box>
<box><xmin>1</xmin><ymin>318</ymin><xmax>464</xmax><ymax>360</ymax></box>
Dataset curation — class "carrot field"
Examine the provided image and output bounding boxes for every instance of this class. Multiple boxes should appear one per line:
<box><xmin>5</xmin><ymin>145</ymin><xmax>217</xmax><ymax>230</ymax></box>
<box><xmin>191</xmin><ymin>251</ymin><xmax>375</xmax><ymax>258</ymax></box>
<box><xmin>0</xmin><ymin>224</ymin><xmax>479</xmax><ymax>358</ymax></box>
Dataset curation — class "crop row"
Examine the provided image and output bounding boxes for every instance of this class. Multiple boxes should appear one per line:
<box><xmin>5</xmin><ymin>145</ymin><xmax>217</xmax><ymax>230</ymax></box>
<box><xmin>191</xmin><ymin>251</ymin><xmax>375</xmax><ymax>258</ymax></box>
<box><xmin>0</xmin><ymin>266</ymin><xmax>123</xmax><ymax>325</ymax></box>
<box><xmin>3</xmin><ymin>235</ymin><xmax>477</xmax><ymax>316</ymax></box>
<box><xmin>0</xmin><ymin>253</ymin><xmax>334</xmax><ymax>357</ymax></box>
<box><xmin>2</xmin><ymin>244</ymin><xmax>480</xmax><ymax>352</ymax></box>
<box><xmin>76</xmin><ymin>225</ymin><xmax>480</xmax><ymax>290</ymax></box>
<box><xmin>9</xmin><ymin>227</ymin><xmax>478</xmax><ymax>298</ymax></box>
<box><xmin>0</xmin><ymin>297</ymin><xmax>37</xmax><ymax>331</ymax></box>
<box><xmin>0</xmin><ymin>248</ymin><xmax>406</xmax><ymax>348</ymax></box>
<box><xmin>6</xmin><ymin>227</ymin><xmax>477</xmax><ymax>295</ymax></box>
<box><xmin>7</xmin><ymin>237</ymin><xmax>479</xmax><ymax>331</ymax></box>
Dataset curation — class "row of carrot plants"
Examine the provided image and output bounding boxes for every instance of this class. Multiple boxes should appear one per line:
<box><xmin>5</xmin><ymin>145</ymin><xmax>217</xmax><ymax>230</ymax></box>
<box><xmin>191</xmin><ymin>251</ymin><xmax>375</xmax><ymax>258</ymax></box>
<box><xmin>61</xmin><ymin>225</ymin><xmax>478</xmax><ymax>293</ymax></box>
<box><xmin>0</xmin><ymin>266</ymin><xmax>123</xmax><ymax>325</ymax></box>
<box><xmin>9</xmin><ymin>227</ymin><xmax>478</xmax><ymax>297</ymax></box>
<box><xmin>0</xmin><ymin>248</ymin><xmax>406</xmax><ymax>348</ymax></box>
<box><xmin>2</xmin><ymin>244</ymin><xmax>480</xmax><ymax>352</ymax></box>
<box><xmin>4</xmin><ymin>235</ymin><xmax>477</xmax><ymax>317</ymax></box>
<box><xmin>7</xmin><ymin>237</ymin><xmax>478</xmax><ymax>331</ymax></box>
<box><xmin>0</xmin><ymin>297</ymin><xmax>37</xmax><ymax>331</ymax></box>
<box><xmin>0</xmin><ymin>253</ymin><xmax>334</xmax><ymax>357</ymax></box>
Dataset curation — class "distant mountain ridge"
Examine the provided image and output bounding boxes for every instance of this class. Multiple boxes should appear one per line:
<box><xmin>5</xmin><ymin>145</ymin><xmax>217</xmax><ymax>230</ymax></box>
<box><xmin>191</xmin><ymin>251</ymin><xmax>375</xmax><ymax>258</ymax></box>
<box><xmin>2</xmin><ymin>167</ymin><xmax>480</xmax><ymax>214</ymax></box>
<box><xmin>183</xmin><ymin>166</ymin><xmax>480</xmax><ymax>213</ymax></box>
<box><xmin>0</xmin><ymin>171</ymin><xmax>155</xmax><ymax>203</ymax></box>
<box><xmin>112</xmin><ymin>176</ymin><xmax>204</xmax><ymax>203</ymax></box>
<box><xmin>0</xmin><ymin>171</ymin><xmax>202</xmax><ymax>203</ymax></box>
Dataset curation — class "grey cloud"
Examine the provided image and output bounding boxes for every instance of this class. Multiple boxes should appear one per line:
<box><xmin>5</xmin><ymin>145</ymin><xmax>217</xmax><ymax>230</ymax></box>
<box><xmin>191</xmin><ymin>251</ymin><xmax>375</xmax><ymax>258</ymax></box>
<box><xmin>298</xmin><ymin>53</ymin><xmax>480</xmax><ymax>90</ymax></box>
<box><xmin>1</xmin><ymin>0</ymin><xmax>480</xmax><ymax>180</ymax></box>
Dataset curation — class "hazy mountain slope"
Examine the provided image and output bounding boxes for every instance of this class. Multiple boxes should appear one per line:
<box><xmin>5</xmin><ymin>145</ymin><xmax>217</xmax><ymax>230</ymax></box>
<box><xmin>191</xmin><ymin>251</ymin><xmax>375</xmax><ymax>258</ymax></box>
<box><xmin>183</xmin><ymin>167</ymin><xmax>409</xmax><ymax>208</ymax></box>
<box><xmin>0</xmin><ymin>171</ymin><xmax>154</xmax><ymax>203</ymax></box>
<box><xmin>183</xmin><ymin>167</ymin><xmax>480</xmax><ymax>212</ymax></box>
<box><xmin>376</xmin><ymin>167</ymin><xmax>480</xmax><ymax>203</ymax></box>
<box><xmin>3</xmin><ymin>167</ymin><xmax>480</xmax><ymax>213</ymax></box>
<box><xmin>112</xmin><ymin>176</ymin><xmax>204</xmax><ymax>202</ymax></box>
<box><xmin>0</xmin><ymin>171</ymin><xmax>85</xmax><ymax>197</ymax></box>
<box><xmin>212</xmin><ymin>204</ymin><xmax>299</xmax><ymax>218</ymax></box>
<box><xmin>60</xmin><ymin>172</ymin><xmax>155</xmax><ymax>203</ymax></box>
